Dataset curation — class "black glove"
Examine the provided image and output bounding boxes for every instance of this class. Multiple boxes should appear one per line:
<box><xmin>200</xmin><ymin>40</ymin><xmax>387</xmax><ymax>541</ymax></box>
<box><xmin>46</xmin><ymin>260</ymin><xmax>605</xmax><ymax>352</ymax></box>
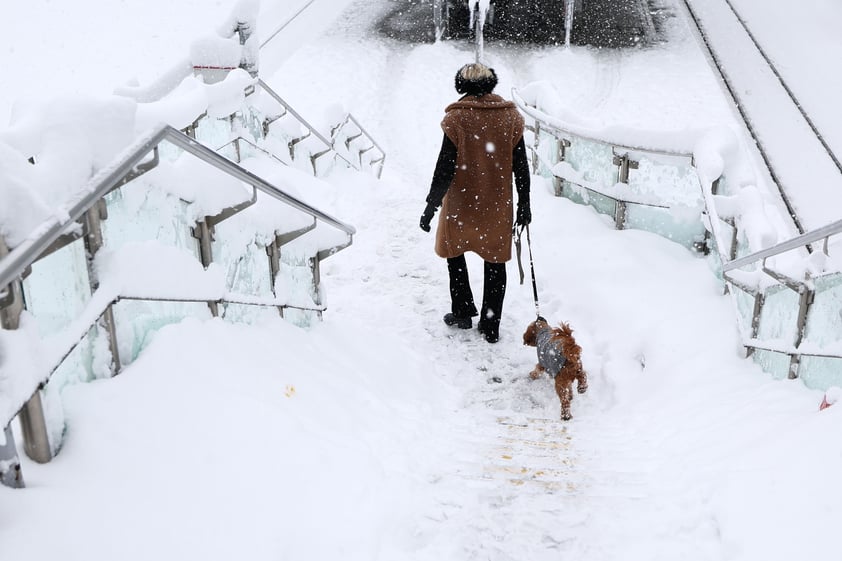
<box><xmin>516</xmin><ymin>201</ymin><xmax>532</xmax><ymax>227</ymax></box>
<box><xmin>420</xmin><ymin>203</ymin><xmax>437</xmax><ymax>232</ymax></box>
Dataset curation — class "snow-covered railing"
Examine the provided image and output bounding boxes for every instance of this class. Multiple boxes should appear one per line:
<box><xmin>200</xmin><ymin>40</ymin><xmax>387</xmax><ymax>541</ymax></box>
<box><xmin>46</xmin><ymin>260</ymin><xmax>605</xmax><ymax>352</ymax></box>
<box><xmin>330</xmin><ymin>113</ymin><xmax>386</xmax><ymax>179</ymax></box>
<box><xmin>514</xmin><ymin>86</ymin><xmax>842</xmax><ymax>391</ymax></box>
<box><xmin>723</xmin><ymin>219</ymin><xmax>842</xmax><ymax>274</ymax></box>
<box><xmin>258</xmin><ymin>79</ymin><xmax>386</xmax><ymax>178</ymax></box>
<box><xmin>513</xmin><ymin>88</ymin><xmax>708</xmax><ymax>252</ymax></box>
<box><xmin>0</xmin><ymin>0</ymin><xmax>383</xmax><ymax>491</ymax></box>
<box><xmin>0</xmin><ymin>123</ymin><xmax>355</xmax><ymax>488</ymax></box>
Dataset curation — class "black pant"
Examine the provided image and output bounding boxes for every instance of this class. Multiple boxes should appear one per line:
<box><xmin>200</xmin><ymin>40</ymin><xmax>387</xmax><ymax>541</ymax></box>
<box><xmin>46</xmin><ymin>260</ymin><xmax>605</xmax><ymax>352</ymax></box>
<box><xmin>447</xmin><ymin>255</ymin><xmax>507</xmax><ymax>328</ymax></box>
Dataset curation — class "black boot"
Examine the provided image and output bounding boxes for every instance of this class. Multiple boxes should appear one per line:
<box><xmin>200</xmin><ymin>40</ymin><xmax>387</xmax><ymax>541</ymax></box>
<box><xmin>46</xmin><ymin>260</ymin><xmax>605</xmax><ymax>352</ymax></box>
<box><xmin>477</xmin><ymin>318</ymin><xmax>499</xmax><ymax>343</ymax></box>
<box><xmin>478</xmin><ymin>261</ymin><xmax>506</xmax><ymax>343</ymax></box>
<box><xmin>446</xmin><ymin>255</ymin><xmax>477</xmax><ymax>324</ymax></box>
<box><xmin>443</xmin><ymin>313</ymin><xmax>472</xmax><ymax>329</ymax></box>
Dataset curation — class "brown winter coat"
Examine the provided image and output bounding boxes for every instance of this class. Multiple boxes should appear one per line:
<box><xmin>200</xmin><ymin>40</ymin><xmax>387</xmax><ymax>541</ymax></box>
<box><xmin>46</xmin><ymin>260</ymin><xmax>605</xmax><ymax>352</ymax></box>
<box><xmin>434</xmin><ymin>94</ymin><xmax>525</xmax><ymax>263</ymax></box>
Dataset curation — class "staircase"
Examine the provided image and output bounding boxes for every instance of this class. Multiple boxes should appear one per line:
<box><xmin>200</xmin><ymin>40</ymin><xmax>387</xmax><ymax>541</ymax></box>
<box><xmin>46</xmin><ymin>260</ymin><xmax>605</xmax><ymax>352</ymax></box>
<box><xmin>0</xmin><ymin>9</ymin><xmax>385</xmax><ymax>488</ymax></box>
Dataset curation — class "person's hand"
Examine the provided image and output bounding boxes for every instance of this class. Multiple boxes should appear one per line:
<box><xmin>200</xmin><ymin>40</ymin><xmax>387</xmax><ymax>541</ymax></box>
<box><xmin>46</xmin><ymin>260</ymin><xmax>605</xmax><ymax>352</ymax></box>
<box><xmin>420</xmin><ymin>204</ymin><xmax>436</xmax><ymax>232</ymax></box>
<box><xmin>516</xmin><ymin>202</ymin><xmax>531</xmax><ymax>227</ymax></box>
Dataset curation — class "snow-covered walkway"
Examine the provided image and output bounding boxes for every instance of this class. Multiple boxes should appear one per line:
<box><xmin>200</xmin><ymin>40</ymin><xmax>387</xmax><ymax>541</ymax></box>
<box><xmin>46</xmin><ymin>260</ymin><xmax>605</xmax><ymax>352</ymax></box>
<box><xmin>3</xmin><ymin>1</ymin><xmax>842</xmax><ymax>560</ymax></box>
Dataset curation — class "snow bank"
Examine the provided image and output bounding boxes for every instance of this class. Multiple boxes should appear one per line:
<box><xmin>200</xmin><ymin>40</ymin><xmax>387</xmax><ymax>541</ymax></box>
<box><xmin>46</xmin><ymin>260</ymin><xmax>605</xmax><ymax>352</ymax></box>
<box><xmin>0</xmin><ymin>313</ymin><xmax>50</xmax><ymax>427</ymax></box>
<box><xmin>0</xmin><ymin>95</ymin><xmax>136</xmax><ymax>246</ymax></box>
<box><xmin>517</xmin><ymin>81</ymin><xmax>713</xmax><ymax>154</ymax></box>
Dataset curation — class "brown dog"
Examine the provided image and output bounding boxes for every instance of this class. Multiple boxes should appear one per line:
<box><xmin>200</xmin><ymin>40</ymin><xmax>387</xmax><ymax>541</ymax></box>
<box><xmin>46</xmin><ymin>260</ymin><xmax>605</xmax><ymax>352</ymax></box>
<box><xmin>523</xmin><ymin>317</ymin><xmax>588</xmax><ymax>421</ymax></box>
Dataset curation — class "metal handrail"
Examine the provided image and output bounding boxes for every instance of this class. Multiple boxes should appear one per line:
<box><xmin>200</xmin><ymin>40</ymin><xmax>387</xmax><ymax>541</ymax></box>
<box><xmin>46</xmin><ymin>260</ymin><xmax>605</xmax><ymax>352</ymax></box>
<box><xmin>722</xmin><ymin>218</ymin><xmax>842</xmax><ymax>272</ymax></box>
<box><xmin>257</xmin><ymin>79</ymin><xmax>358</xmax><ymax>170</ymax></box>
<box><xmin>330</xmin><ymin>113</ymin><xmax>387</xmax><ymax>178</ymax></box>
<box><xmin>0</xmin><ymin>124</ymin><xmax>355</xmax><ymax>291</ymax></box>
<box><xmin>260</xmin><ymin>0</ymin><xmax>316</xmax><ymax>49</ymax></box>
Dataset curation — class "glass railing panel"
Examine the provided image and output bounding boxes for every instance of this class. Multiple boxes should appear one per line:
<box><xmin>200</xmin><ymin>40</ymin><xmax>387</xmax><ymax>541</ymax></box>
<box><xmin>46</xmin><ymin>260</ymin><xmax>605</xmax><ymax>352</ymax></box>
<box><xmin>752</xmin><ymin>349</ymin><xmax>791</xmax><ymax>380</ymax></box>
<box><xmin>22</xmin><ymin>240</ymin><xmax>91</xmax><ymax>339</ymax></box>
<box><xmin>235</xmin><ymin>105</ymin><xmax>265</xmax><ymax>144</ymax></box>
<box><xmin>558</xmin><ymin>181</ymin><xmax>618</xmax><ymax>218</ymax></box>
<box><xmin>195</xmin><ymin>114</ymin><xmax>235</xmax><ymax>151</ymax></box>
<box><xmin>277</xmin><ymin>252</ymin><xmax>320</xmax><ymax>328</ymax></box>
<box><xmin>730</xmin><ymin>284</ymin><xmax>757</xmax><ymax>338</ymax></box>
<box><xmin>802</xmin><ymin>273</ymin><xmax>842</xmax><ymax>349</ymax></box>
<box><xmin>628</xmin><ymin>153</ymin><xmax>701</xmax><ymax>206</ymax></box>
<box><xmin>211</xmin><ymin>219</ymin><xmax>275</xmax><ymax>324</ymax></box>
<box><xmin>22</xmin><ymin>241</ymin><xmax>111</xmax><ymax>455</ymax></box>
<box><xmin>624</xmin><ymin>204</ymin><xmax>706</xmax><ymax>251</ymax></box>
<box><xmin>112</xmin><ymin>299</ymin><xmax>211</xmax><ymax>364</ymax></box>
<box><xmin>755</xmin><ymin>284</ymin><xmax>799</xmax><ymax>343</ymax></box>
<box><xmin>41</xmin><ymin>328</ymin><xmax>107</xmax><ymax>454</ymax></box>
<box><xmin>533</xmin><ymin>129</ymin><xmax>561</xmax><ymax>178</ymax></box>
<box><xmin>731</xmin><ymin>226</ymin><xmax>755</xmax><ymax>263</ymax></box>
<box><xmin>798</xmin><ymin>356</ymin><xmax>841</xmax><ymax>390</ymax></box>
<box><xmin>564</xmin><ymin>135</ymin><xmax>616</xmax><ymax>191</ymax></box>
<box><xmin>101</xmin><ymin>184</ymin><xmax>200</xmax><ymax>259</ymax></box>
<box><xmin>100</xmin><ymin>176</ymin><xmax>211</xmax><ymax>366</ymax></box>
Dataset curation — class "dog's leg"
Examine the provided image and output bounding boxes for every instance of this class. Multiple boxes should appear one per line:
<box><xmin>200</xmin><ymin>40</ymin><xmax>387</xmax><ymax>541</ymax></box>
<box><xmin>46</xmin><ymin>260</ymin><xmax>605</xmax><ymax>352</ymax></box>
<box><xmin>529</xmin><ymin>364</ymin><xmax>545</xmax><ymax>380</ymax></box>
<box><xmin>556</xmin><ymin>377</ymin><xmax>573</xmax><ymax>421</ymax></box>
<box><xmin>576</xmin><ymin>365</ymin><xmax>588</xmax><ymax>394</ymax></box>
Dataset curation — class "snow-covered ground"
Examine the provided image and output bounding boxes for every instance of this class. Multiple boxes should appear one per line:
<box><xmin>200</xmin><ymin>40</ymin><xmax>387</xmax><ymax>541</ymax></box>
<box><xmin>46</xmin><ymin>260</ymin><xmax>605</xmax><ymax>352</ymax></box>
<box><xmin>2</xmin><ymin>1</ymin><xmax>842</xmax><ymax>560</ymax></box>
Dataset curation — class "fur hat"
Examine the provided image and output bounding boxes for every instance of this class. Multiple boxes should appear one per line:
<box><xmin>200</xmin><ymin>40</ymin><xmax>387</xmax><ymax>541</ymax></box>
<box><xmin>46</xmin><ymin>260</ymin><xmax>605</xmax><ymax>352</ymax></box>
<box><xmin>454</xmin><ymin>63</ymin><xmax>498</xmax><ymax>96</ymax></box>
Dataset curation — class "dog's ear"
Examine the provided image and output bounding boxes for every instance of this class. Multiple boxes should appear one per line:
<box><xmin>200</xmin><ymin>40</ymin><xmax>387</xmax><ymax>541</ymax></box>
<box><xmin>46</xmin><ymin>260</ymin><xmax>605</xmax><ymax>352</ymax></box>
<box><xmin>523</xmin><ymin>321</ymin><xmax>538</xmax><ymax>346</ymax></box>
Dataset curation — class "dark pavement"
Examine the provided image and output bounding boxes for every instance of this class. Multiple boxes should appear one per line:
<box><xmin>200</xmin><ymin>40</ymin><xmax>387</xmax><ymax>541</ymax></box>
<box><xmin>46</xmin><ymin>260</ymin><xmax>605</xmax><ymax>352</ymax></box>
<box><xmin>377</xmin><ymin>0</ymin><xmax>674</xmax><ymax>48</ymax></box>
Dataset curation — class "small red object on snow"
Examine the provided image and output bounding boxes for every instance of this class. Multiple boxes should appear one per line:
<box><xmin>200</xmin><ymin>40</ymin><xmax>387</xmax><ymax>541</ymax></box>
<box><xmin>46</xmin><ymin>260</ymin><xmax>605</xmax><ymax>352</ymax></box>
<box><xmin>820</xmin><ymin>395</ymin><xmax>832</xmax><ymax>410</ymax></box>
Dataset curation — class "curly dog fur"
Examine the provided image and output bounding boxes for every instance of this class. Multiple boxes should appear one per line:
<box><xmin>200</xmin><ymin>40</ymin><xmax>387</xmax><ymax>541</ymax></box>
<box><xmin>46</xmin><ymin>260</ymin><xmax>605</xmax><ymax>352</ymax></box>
<box><xmin>523</xmin><ymin>318</ymin><xmax>588</xmax><ymax>420</ymax></box>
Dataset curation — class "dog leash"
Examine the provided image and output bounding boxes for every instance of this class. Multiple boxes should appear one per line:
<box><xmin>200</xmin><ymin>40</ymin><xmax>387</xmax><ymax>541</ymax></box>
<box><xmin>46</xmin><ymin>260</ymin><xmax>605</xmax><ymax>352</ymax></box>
<box><xmin>514</xmin><ymin>224</ymin><xmax>541</xmax><ymax>317</ymax></box>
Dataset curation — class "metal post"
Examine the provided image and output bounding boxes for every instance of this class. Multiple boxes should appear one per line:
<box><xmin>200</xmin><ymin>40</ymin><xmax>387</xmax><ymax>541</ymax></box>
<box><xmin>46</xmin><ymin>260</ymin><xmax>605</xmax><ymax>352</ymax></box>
<box><xmin>612</xmin><ymin>153</ymin><xmax>639</xmax><ymax>230</ymax></box>
<box><xmin>614</xmin><ymin>153</ymin><xmax>639</xmax><ymax>184</ymax></box>
<box><xmin>745</xmin><ymin>292</ymin><xmax>765</xmax><ymax>358</ymax></box>
<box><xmin>309</xmin><ymin>256</ymin><xmax>324</xmax><ymax>320</ymax></box>
<box><xmin>553</xmin><ymin>138</ymin><xmax>571</xmax><ymax>196</ymax></box>
<box><xmin>266</xmin><ymin>239</ymin><xmax>284</xmax><ymax>318</ymax></box>
<box><xmin>614</xmin><ymin>202</ymin><xmax>628</xmax><ymax>231</ymax></box>
<box><xmin>236</xmin><ymin>19</ymin><xmax>259</xmax><ymax>78</ymax></box>
<box><xmin>0</xmin><ymin>424</ymin><xmax>24</xmax><ymax>488</ymax></box>
<box><xmin>788</xmin><ymin>285</ymin><xmax>815</xmax><ymax>379</ymax></box>
<box><xmin>0</xmin><ymin>238</ymin><xmax>52</xmax><ymax>466</ymax></box>
<box><xmin>18</xmin><ymin>394</ymin><xmax>51</xmax><ymax>463</ymax></box>
<box><xmin>192</xmin><ymin>221</ymin><xmax>219</xmax><ymax>317</ymax></box>
<box><xmin>83</xmin><ymin>204</ymin><xmax>121</xmax><ymax>375</ymax></box>
<box><xmin>531</xmin><ymin>122</ymin><xmax>541</xmax><ymax>173</ymax></box>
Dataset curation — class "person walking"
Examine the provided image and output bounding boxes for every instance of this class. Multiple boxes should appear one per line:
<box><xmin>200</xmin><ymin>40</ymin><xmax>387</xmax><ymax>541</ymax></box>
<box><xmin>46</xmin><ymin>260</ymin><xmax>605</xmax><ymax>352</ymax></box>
<box><xmin>419</xmin><ymin>62</ymin><xmax>531</xmax><ymax>343</ymax></box>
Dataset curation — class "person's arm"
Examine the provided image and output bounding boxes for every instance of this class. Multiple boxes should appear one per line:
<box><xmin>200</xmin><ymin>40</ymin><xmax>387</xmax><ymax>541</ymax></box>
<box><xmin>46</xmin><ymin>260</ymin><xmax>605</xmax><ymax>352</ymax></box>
<box><xmin>427</xmin><ymin>134</ymin><xmax>457</xmax><ymax>207</ymax></box>
<box><xmin>513</xmin><ymin>138</ymin><xmax>531</xmax><ymax>226</ymax></box>
<box><xmin>420</xmin><ymin>134</ymin><xmax>457</xmax><ymax>232</ymax></box>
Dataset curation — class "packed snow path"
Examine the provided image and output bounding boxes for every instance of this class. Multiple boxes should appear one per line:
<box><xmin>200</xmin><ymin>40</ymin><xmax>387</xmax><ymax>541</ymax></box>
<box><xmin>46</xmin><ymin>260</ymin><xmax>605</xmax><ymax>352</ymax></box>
<box><xmin>278</xmin><ymin>2</ymin><xmax>829</xmax><ymax>558</ymax></box>
<box><xmin>4</xmin><ymin>1</ymin><xmax>841</xmax><ymax>560</ymax></box>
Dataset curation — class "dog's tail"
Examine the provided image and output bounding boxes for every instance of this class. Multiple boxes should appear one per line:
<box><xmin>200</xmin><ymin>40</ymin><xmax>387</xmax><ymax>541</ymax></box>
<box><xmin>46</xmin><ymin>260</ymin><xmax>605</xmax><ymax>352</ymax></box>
<box><xmin>559</xmin><ymin>322</ymin><xmax>574</xmax><ymax>337</ymax></box>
